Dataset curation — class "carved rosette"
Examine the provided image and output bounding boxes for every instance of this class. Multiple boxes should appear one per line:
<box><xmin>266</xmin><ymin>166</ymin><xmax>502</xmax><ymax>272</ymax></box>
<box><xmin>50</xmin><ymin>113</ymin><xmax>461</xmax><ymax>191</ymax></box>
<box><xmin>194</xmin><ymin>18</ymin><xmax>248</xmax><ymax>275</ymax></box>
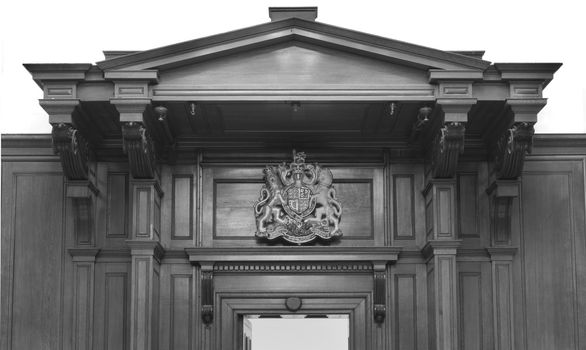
<box><xmin>494</xmin><ymin>122</ymin><xmax>535</xmax><ymax>179</ymax></box>
<box><xmin>121</xmin><ymin>122</ymin><xmax>157</xmax><ymax>179</ymax></box>
<box><xmin>430</xmin><ymin>122</ymin><xmax>465</xmax><ymax>178</ymax></box>
<box><xmin>52</xmin><ymin>123</ymin><xmax>91</xmax><ymax>180</ymax></box>
<box><xmin>254</xmin><ymin>151</ymin><xmax>343</xmax><ymax>244</ymax></box>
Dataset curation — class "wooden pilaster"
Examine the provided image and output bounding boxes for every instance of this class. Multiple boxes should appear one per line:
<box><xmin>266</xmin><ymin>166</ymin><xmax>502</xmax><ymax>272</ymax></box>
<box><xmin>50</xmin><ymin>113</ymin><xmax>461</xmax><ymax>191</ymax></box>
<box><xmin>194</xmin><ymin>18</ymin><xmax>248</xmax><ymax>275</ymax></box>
<box><xmin>485</xmin><ymin>180</ymin><xmax>519</xmax><ymax>350</ymax></box>
<box><xmin>487</xmin><ymin>247</ymin><xmax>517</xmax><ymax>350</ymax></box>
<box><xmin>423</xmin><ymin>240</ymin><xmax>461</xmax><ymax>350</ymax></box>
<box><xmin>127</xmin><ymin>240</ymin><xmax>164</xmax><ymax>350</ymax></box>
<box><xmin>68</xmin><ymin>248</ymin><xmax>100</xmax><ymax>350</ymax></box>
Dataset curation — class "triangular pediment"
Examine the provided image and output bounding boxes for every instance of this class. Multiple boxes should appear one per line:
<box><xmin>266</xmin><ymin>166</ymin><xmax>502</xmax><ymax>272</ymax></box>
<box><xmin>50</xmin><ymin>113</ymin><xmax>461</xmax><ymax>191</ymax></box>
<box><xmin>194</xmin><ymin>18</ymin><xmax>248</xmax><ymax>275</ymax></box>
<box><xmin>97</xmin><ymin>18</ymin><xmax>490</xmax><ymax>72</ymax></box>
<box><xmin>157</xmin><ymin>41</ymin><xmax>429</xmax><ymax>89</ymax></box>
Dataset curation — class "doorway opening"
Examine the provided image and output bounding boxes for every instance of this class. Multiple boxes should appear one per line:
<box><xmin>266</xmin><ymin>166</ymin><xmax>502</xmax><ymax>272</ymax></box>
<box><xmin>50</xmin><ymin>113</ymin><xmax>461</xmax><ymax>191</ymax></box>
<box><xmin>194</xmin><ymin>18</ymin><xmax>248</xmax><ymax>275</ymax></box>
<box><xmin>243</xmin><ymin>314</ymin><xmax>349</xmax><ymax>350</ymax></box>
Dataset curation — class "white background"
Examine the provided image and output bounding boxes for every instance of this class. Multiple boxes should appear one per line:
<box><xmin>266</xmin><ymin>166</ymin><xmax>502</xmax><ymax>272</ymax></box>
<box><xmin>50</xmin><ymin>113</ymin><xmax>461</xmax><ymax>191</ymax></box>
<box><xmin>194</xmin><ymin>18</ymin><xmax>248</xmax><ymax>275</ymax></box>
<box><xmin>250</xmin><ymin>318</ymin><xmax>349</xmax><ymax>350</ymax></box>
<box><xmin>0</xmin><ymin>0</ymin><xmax>585</xmax><ymax>134</ymax></box>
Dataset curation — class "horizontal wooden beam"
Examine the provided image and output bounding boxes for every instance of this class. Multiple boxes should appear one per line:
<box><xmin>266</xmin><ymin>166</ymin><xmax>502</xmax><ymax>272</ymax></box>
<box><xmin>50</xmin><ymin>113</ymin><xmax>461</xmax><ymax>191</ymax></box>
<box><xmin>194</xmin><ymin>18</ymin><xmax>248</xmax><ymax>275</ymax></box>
<box><xmin>186</xmin><ymin>246</ymin><xmax>401</xmax><ymax>263</ymax></box>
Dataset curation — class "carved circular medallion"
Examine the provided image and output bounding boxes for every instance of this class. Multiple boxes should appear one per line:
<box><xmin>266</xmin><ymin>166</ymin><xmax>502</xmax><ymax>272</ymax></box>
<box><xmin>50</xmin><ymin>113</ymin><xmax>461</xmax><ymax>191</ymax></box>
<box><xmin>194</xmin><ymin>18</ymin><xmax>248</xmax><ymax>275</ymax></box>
<box><xmin>285</xmin><ymin>297</ymin><xmax>302</xmax><ymax>312</ymax></box>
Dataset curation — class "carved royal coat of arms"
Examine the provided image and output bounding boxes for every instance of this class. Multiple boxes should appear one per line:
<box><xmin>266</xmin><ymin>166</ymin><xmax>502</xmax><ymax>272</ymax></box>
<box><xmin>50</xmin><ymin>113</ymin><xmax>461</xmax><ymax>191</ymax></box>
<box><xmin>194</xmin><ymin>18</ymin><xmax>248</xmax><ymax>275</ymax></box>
<box><xmin>254</xmin><ymin>151</ymin><xmax>343</xmax><ymax>244</ymax></box>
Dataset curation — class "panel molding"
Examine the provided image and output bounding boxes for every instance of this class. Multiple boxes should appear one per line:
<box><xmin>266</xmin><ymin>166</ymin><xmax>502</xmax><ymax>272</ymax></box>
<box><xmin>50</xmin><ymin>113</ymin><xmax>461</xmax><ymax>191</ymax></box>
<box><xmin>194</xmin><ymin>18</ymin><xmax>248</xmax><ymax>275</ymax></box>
<box><xmin>171</xmin><ymin>175</ymin><xmax>194</xmax><ymax>240</ymax></box>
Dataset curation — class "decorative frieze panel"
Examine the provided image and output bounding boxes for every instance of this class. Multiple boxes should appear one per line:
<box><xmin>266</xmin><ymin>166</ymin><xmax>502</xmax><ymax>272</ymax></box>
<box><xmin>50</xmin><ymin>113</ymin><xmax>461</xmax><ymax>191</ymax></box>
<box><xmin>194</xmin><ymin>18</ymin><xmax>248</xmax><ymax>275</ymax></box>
<box><xmin>213</xmin><ymin>261</ymin><xmax>373</xmax><ymax>273</ymax></box>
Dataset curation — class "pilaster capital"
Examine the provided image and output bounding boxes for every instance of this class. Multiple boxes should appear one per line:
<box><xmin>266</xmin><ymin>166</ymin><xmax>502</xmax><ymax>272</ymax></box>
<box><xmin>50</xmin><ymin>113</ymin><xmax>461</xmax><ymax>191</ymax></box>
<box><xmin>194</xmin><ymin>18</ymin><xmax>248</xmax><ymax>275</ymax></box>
<box><xmin>436</xmin><ymin>98</ymin><xmax>477</xmax><ymax>123</ymax></box>
<box><xmin>40</xmin><ymin>99</ymin><xmax>80</xmax><ymax>124</ymax></box>
<box><xmin>68</xmin><ymin>248</ymin><xmax>100</xmax><ymax>262</ymax></box>
<box><xmin>506</xmin><ymin>98</ymin><xmax>547</xmax><ymax>124</ymax></box>
<box><xmin>487</xmin><ymin>247</ymin><xmax>518</xmax><ymax>261</ymax></box>
<box><xmin>422</xmin><ymin>240</ymin><xmax>461</xmax><ymax>260</ymax></box>
<box><xmin>126</xmin><ymin>240</ymin><xmax>165</xmax><ymax>262</ymax></box>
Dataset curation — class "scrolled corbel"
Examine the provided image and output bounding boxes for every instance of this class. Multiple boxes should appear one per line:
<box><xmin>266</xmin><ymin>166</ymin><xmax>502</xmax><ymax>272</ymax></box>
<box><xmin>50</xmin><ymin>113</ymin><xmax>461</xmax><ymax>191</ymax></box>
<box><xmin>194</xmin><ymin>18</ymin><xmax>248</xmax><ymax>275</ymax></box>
<box><xmin>493</xmin><ymin>122</ymin><xmax>534</xmax><ymax>179</ymax></box>
<box><xmin>430</xmin><ymin>122</ymin><xmax>466</xmax><ymax>178</ymax></box>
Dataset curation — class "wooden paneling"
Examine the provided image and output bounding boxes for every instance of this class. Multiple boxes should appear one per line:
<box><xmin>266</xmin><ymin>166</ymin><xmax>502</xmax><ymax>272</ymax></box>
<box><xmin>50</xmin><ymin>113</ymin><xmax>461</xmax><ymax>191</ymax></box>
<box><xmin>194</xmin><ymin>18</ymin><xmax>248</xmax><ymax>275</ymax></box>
<box><xmin>437</xmin><ymin>189</ymin><xmax>452</xmax><ymax>237</ymax></box>
<box><xmin>170</xmin><ymin>273</ymin><xmax>193</xmax><ymax>350</ymax></box>
<box><xmin>457</xmin><ymin>173</ymin><xmax>479</xmax><ymax>238</ymax></box>
<box><xmin>393</xmin><ymin>175</ymin><xmax>415</xmax><ymax>240</ymax></box>
<box><xmin>493</xmin><ymin>262</ymin><xmax>513</xmax><ymax>350</ymax></box>
<box><xmin>204</xmin><ymin>166</ymin><xmax>382</xmax><ymax>245</ymax></box>
<box><xmin>172</xmin><ymin>175</ymin><xmax>193</xmax><ymax>239</ymax></box>
<box><xmin>93</xmin><ymin>262</ymin><xmax>130</xmax><ymax>350</ymax></box>
<box><xmin>8</xmin><ymin>172</ymin><xmax>64</xmax><ymax>349</ymax></box>
<box><xmin>105</xmin><ymin>272</ymin><xmax>129</xmax><ymax>350</ymax></box>
<box><xmin>394</xmin><ymin>274</ymin><xmax>417</xmax><ymax>349</ymax></box>
<box><xmin>107</xmin><ymin>173</ymin><xmax>128</xmax><ymax>238</ymax></box>
<box><xmin>214</xmin><ymin>181</ymin><xmax>260</xmax><ymax>238</ymax></box>
<box><xmin>521</xmin><ymin>160</ymin><xmax>586</xmax><ymax>350</ymax></box>
<box><xmin>459</xmin><ymin>272</ymin><xmax>482</xmax><ymax>350</ymax></box>
<box><xmin>332</xmin><ymin>180</ymin><xmax>373</xmax><ymax>238</ymax></box>
<box><xmin>73</xmin><ymin>262</ymin><xmax>95</xmax><ymax>350</ymax></box>
<box><xmin>136</xmin><ymin>188</ymin><xmax>151</xmax><ymax>237</ymax></box>
<box><xmin>427</xmin><ymin>266</ymin><xmax>436</xmax><ymax>350</ymax></box>
<box><xmin>458</xmin><ymin>262</ymin><xmax>493</xmax><ymax>350</ymax></box>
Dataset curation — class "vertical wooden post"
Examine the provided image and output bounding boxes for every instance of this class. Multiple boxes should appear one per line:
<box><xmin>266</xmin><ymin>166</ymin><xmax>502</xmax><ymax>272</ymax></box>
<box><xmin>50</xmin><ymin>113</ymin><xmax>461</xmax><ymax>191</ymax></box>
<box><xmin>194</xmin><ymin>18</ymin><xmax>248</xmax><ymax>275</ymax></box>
<box><xmin>127</xmin><ymin>241</ymin><xmax>164</xmax><ymax>350</ymax></box>
<box><xmin>486</xmin><ymin>180</ymin><xmax>519</xmax><ymax>350</ymax></box>
<box><xmin>423</xmin><ymin>179</ymin><xmax>461</xmax><ymax>350</ymax></box>
<box><xmin>68</xmin><ymin>249</ymin><xmax>99</xmax><ymax>350</ymax></box>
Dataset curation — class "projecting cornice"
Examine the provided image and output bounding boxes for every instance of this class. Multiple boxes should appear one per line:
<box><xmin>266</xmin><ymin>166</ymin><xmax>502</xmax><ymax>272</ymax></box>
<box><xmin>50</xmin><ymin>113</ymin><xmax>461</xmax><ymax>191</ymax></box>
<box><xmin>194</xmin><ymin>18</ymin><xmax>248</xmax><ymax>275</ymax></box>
<box><xmin>96</xmin><ymin>18</ymin><xmax>491</xmax><ymax>71</ymax></box>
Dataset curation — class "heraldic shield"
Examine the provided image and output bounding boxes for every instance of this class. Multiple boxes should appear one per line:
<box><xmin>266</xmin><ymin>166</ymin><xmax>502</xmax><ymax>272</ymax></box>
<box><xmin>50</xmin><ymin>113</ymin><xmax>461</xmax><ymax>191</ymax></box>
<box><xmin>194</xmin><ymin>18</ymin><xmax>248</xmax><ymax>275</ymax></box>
<box><xmin>254</xmin><ymin>151</ymin><xmax>342</xmax><ymax>244</ymax></box>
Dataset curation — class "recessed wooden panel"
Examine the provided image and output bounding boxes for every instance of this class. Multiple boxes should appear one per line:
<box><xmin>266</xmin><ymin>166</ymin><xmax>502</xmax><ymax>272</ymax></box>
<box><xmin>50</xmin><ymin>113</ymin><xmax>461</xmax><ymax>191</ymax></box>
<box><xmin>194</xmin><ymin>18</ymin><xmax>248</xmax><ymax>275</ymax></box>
<box><xmin>170</xmin><ymin>275</ymin><xmax>193</xmax><ymax>350</ymax></box>
<box><xmin>438</xmin><ymin>188</ymin><xmax>452</xmax><ymax>236</ymax></box>
<box><xmin>10</xmin><ymin>174</ymin><xmax>64</xmax><ymax>349</ymax></box>
<box><xmin>74</xmin><ymin>264</ymin><xmax>93</xmax><ymax>350</ymax></box>
<box><xmin>459</xmin><ymin>272</ymin><xmax>482</xmax><ymax>350</ymax></box>
<box><xmin>427</xmin><ymin>267</ymin><xmax>436</xmax><ymax>350</ymax></box>
<box><xmin>105</xmin><ymin>273</ymin><xmax>128</xmax><ymax>350</ymax></box>
<box><xmin>107</xmin><ymin>173</ymin><xmax>128</xmax><ymax>238</ymax></box>
<box><xmin>522</xmin><ymin>172</ymin><xmax>577</xmax><ymax>350</ymax></box>
<box><xmin>172</xmin><ymin>175</ymin><xmax>193</xmax><ymax>239</ymax></box>
<box><xmin>494</xmin><ymin>263</ymin><xmax>513</xmax><ymax>350</ymax></box>
<box><xmin>334</xmin><ymin>180</ymin><xmax>373</xmax><ymax>238</ymax></box>
<box><xmin>393</xmin><ymin>175</ymin><xmax>415</xmax><ymax>239</ymax></box>
<box><xmin>135</xmin><ymin>188</ymin><xmax>151</xmax><ymax>237</ymax></box>
<box><xmin>213</xmin><ymin>179</ymin><xmax>373</xmax><ymax>238</ymax></box>
<box><xmin>214</xmin><ymin>181</ymin><xmax>260</xmax><ymax>238</ymax></box>
<box><xmin>395</xmin><ymin>274</ymin><xmax>417</xmax><ymax>350</ymax></box>
<box><xmin>425</xmin><ymin>197</ymin><xmax>433</xmax><ymax>238</ymax></box>
<box><xmin>457</xmin><ymin>173</ymin><xmax>478</xmax><ymax>238</ymax></box>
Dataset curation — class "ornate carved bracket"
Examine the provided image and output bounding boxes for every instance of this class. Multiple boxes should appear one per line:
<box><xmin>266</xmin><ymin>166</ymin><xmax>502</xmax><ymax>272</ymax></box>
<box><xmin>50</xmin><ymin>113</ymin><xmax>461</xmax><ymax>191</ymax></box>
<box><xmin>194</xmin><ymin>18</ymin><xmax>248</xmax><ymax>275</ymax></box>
<box><xmin>493</xmin><ymin>122</ymin><xmax>534</xmax><ymax>179</ymax></box>
<box><xmin>122</xmin><ymin>122</ymin><xmax>157</xmax><ymax>179</ymax></box>
<box><xmin>201</xmin><ymin>263</ymin><xmax>214</xmax><ymax>325</ymax></box>
<box><xmin>373</xmin><ymin>262</ymin><xmax>386</xmax><ymax>324</ymax></box>
<box><xmin>430</xmin><ymin>122</ymin><xmax>465</xmax><ymax>178</ymax></box>
<box><xmin>52</xmin><ymin>123</ymin><xmax>92</xmax><ymax>180</ymax></box>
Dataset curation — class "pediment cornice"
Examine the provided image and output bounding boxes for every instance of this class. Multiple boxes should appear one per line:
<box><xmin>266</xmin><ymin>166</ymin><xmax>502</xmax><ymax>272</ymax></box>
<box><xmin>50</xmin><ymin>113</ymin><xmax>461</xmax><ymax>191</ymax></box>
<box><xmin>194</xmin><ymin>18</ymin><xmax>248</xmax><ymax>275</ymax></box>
<box><xmin>96</xmin><ymin>18</ymin><xmax>491</xmax><ymax>72</ymax></box>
